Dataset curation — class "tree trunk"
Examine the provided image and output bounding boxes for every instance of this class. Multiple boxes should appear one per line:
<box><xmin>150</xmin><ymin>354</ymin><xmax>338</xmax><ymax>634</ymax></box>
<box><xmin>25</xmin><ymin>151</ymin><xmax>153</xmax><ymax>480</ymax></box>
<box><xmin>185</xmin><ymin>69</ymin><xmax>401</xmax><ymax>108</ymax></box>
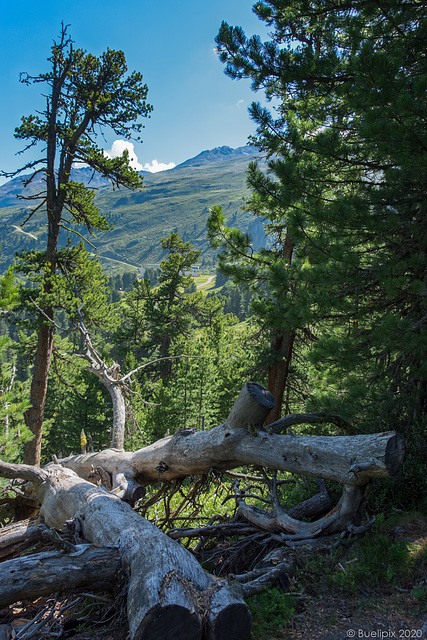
<box><xmin>104</xmin><ymin>377</ymin><xmax>126</xmax><ymax>449</ymax></box>
<box><xmin>34</xmin><ymin>466</ymin><xmax>252</xmax><ymax>640</ymax></box>
<box><xmin>23</xmin><ymin>151</ymin><xmax>61</xmax><ymax>466</ymax></box>
<box><xmin>265</xmin><ymin>229</ymin><xmax>295</xmax><ymax>424</ymax></box>
<box><xmin>265</xmin><ymin>331</ymin><xmax>295</xmax><ymax>424</ymax></box>
<box><xmin>23</xmin><ymin>323</ymin><xmax>54</xmax><ymax>465</ymax></box>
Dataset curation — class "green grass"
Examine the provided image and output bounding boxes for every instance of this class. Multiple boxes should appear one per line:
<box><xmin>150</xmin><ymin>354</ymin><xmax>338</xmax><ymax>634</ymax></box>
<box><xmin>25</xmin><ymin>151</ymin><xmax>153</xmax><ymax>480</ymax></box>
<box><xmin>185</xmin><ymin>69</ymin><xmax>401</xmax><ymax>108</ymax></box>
<box><xmin>194</xmin><ymin>274</ymin><xmax>216</xmax><ymax>291</ymax></box>
<box><xmin>248</xmin><ymin>588</ymin><xmax>295</xmax><ymax>639</ymax></box>
<box><xmin>297</xmin><ymin>512</ymin><xmax>427</xmax><ymax>596</ymax></box>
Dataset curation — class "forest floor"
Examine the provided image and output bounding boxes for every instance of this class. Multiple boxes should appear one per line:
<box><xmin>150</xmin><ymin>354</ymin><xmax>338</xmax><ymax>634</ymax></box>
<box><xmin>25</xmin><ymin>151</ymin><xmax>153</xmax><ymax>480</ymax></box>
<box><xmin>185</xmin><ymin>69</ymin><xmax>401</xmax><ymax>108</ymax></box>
<box><xmin>249</xmin><ymin>513</ymin><xmax>427</xmax><ymax>640</ymax></box>
<box><xmin>260</xmin><ymin>582</ymin><xmax>427</xmax><ymax>640</ymax></box>
<box><xmin>1</xmin><ymin>512</ymin><xmax>426</xmax><ymax>640</ymax></box>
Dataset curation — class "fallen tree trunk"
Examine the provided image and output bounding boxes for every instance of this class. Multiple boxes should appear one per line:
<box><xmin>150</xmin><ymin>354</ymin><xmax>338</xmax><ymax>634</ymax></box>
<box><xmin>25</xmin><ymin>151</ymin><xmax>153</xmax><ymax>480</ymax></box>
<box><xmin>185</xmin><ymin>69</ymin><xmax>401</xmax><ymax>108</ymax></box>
<box><xmin>60</xmin><ymin>412</ymin><xmax>404</xmax><ymax>489</ymax></box>
<box><xmin>60</xmin><ymin>429</ymin><xmax>402</xmax><ymax>486</ymax></box>
<box><xmin>0</xmin><ymin>544</ymin><xmax>120</xmax><ymax>607</ymax></box>
<box><xmin>32</xmin><ymin>465</ymin><xmax>251</xmax><ymax>640</ymax></box>
<box><xmin>55</xmin><ymin>382</ymin><xmax>403</xmax><ymax>540</ymax></box>
<box><xmin>0</xmin><ymin>519</ymin><xmax>49</xmax><ymax>559</ymax></box>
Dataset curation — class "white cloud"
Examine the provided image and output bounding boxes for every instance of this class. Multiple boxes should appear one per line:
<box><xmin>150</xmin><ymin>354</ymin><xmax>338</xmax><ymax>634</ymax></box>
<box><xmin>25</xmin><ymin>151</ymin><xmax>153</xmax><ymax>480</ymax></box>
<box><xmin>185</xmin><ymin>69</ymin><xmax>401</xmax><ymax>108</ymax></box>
<box><xmin>143</xmin><ymin>159</ymin><xmax>176</xmax><ymax>173</ymax></box>
<box><xmin>104</xmin><ymin>140</ymin><xmax>143</xmax><ymax>171</ymax></box>
<box><xmin>104</xmin><ymin>141</ymin><xmax>175</xmax><ymax>174</ymax></box>
<box><xmin>236</xmin><ymin>99</ymin><xmax>245</xmax><ymax>109</ymax></box>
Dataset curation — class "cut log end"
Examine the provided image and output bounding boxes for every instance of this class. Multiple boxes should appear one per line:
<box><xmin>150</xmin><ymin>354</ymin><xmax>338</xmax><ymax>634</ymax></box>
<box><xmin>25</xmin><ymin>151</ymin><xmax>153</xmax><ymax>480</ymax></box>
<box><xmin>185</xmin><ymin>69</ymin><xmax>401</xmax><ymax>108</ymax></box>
<box><xmin>226</xmin><ymin>382</ymin><xmax>275</xmax><ymax>430</ymax></box>
<box><xmin>246</xmin><ymin>382</ymin><xmax>276</xmax><ymax>409</ymax></box>
<box><xmin>385</xmin><ymin>432</ymin><xmax>405</xmax><ymax>476</ymax></box>
<box><xmin>134</xmin><ymin>605</ymin><xmax>201</xmax><ymax>640</ymax></box>
<box><xmin>207</xmin><ymin>603</ymin><xmax>252</xmax><ymax>640</ymax></box>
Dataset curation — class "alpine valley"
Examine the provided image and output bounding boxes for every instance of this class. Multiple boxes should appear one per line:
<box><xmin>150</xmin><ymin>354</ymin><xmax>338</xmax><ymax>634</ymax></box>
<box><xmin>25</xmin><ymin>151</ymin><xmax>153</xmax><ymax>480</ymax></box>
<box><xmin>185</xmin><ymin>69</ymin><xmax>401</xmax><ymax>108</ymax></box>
<box><xmin>0</xmin><ymin>145</ymin><xmax>267</xmax><ymax>275</ymax></box>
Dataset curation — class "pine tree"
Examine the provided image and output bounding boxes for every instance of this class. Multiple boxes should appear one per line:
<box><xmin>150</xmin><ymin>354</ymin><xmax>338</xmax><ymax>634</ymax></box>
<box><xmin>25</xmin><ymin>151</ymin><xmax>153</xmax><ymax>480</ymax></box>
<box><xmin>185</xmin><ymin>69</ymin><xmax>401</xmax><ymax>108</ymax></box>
<box><xmin>3</xmin><ymin>24</ymin><xmax>152</xmax><ymax>464</ymax></box>
<box><xmin>213</xmin><ymin>0</ymin><xmax>427</xmax><ymax>438</ymax></box>
<box><xmin>0</xmin><ymin>268</ymin><xmax>32</xmax><ymax>462</ymax></box>
<box><xmin>118</xmin><ymin>233</ymin><xmax>210</xmax><ymax>379</ymax></box>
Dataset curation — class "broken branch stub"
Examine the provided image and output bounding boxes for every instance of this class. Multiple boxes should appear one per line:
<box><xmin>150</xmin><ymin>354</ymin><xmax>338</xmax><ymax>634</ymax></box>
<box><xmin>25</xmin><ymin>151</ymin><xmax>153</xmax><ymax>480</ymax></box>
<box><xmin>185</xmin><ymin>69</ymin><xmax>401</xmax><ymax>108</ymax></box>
<box><xmin>225</xmin><ymin>382</ymin><xmax>275</xmax><ymax>430</ymax></box>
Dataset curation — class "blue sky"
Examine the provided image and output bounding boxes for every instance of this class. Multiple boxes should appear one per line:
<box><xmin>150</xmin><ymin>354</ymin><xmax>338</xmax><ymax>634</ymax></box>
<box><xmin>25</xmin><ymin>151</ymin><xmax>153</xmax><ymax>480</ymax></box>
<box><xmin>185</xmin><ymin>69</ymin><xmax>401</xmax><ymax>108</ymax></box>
<box><xmin>0</xmin><ymin>0</ymin><xmax>268</xmax><ymax>184</ymax></box>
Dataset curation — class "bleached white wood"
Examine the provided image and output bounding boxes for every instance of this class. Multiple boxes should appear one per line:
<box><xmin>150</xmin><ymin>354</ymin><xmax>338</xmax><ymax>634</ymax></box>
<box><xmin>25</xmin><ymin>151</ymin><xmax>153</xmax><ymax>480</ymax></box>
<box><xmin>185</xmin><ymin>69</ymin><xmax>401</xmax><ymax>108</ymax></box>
<box><xmin>60</xmin><ymin>427</ymin><xmax>404</xmax><ymax>487</ymax></box>
<box><xmin>34</xmin><ymin>467</ymin><xmax>251</xmax><ymax>640</ymax></box>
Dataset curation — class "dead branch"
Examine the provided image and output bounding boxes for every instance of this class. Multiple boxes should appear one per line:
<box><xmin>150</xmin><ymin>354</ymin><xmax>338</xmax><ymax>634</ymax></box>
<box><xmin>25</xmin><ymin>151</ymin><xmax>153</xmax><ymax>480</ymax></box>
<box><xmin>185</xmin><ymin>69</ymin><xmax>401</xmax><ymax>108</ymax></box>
<box><xmin>0</xmin><ymin>459</ymin><xmax>49</xmax><ymax>484</ymax></box>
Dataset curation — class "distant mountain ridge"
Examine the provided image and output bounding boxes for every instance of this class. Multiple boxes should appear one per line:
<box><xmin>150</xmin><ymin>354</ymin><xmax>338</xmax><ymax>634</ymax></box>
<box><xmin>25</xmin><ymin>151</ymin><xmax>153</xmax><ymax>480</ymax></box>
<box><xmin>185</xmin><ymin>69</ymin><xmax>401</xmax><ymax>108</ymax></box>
<box><xmin>174</xmin><ymin>145</ymin><xmax>257</xmax><ymax>169</ymax></box>
<box><xmin>0</xmin><ymin>145</ymin><xmax>266</xmax><ymax>273</ymax></box>
<box><xmin>0</xmin><ymin>146</ymin><xmax>257</xmax><ymax>208</ymax></box>
<box><xmin>0</xmin><ymin>166</ymin><xmax>111</xmax><ymax>209</ymax></box>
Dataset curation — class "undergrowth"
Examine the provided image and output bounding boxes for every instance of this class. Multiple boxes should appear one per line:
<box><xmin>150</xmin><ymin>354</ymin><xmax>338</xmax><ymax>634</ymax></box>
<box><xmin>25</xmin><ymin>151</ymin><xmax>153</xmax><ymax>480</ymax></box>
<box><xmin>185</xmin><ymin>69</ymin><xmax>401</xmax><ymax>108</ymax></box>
<box><xmin>298</xmin><ymin>512</ymin><xmax>427</xmax><ymax>598</ymax></box>
<box><xmin>248</xmin><ymin>588</ymin><xmax>295</xmax><ymax>639</ymax></box>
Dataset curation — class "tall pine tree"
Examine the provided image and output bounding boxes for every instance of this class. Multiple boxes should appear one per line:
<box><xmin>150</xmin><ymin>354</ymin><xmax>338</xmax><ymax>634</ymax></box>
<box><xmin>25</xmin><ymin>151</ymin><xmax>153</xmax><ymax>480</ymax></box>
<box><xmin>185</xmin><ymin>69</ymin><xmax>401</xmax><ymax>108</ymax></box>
<box><xmin>212</xmin><ymin>1</ymin><xmax>427</xmax><ymax>440</ymax></box>
<box><xmin>3</xmin><ymin>25</ymin><xmax>152</xmax><ymax>464</ymax></box>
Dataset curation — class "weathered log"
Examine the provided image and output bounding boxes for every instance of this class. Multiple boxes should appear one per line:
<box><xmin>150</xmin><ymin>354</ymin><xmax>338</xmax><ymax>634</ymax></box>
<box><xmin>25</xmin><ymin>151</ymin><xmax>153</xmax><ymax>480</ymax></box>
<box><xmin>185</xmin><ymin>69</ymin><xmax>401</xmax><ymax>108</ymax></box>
<box><xmin>57</xmin><ymin>429</ymin><xmax>401</xmax><ymax>541</ymax></box>
<box><xmin>0</xmin><ymin>459</ymin><xmax>48</xmax><ymax>483</ymax></box>
<box><xmin>55</xmin><ymin>384</ymin><xmax>404</xmax><ymax>488</ymax></box>
<box><xmin>0</xmin><ymin>545</ymin><xmax>120</xmax><ymax>607</ymax></box>
<box><xmin>55</xmin><ymin>382</ymin><xmax>403</xmax><ymax>541</ymax></box>
<box><xmin>0</xmin><ymin>383</ymin><xmax>406</xmax><ymax>639</ymax></box>
<box><xmin>0</xmin><ymin>519</ymin><xmax>48</xmax><ymax>559</ymax></box>
<box><xmin>60</xmin><ymin>426</ymin><xmax>404</xmax><ymax>487</ymax></box>
<box><xmin>34</xmin><ymin>466</ymin><xmax>251</xmax><ymax>640</ymax></box>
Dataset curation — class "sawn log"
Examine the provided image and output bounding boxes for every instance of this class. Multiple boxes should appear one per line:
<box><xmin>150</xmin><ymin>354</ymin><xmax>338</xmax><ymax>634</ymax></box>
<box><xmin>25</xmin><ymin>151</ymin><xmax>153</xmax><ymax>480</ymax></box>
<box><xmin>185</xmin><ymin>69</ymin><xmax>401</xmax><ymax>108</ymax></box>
<box><xmin>34</xmin><ymin>466</ymin><xmax>251</xmax><ymax>640</ymax></box>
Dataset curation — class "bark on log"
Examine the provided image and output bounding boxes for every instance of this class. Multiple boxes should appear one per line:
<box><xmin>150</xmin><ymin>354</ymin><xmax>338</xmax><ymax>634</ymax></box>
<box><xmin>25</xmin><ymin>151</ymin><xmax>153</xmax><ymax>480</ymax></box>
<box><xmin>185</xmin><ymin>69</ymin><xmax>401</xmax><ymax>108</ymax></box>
<box><xmin>34</xmin><ymin>466</ymin><xmax>251</xmax><ymax>640</ymax></box>
<box><xmin>0</xmin><ymin>545</ymin><xmax>120</xmax><ymax>607</ymax></box>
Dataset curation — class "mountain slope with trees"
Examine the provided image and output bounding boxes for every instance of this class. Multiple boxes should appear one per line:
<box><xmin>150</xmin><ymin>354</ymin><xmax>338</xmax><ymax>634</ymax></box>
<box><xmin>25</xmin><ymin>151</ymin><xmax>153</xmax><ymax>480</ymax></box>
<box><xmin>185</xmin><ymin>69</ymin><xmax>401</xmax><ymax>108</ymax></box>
<box><xmin>0</xmin><ymin>146</ymin><xmax>264</xmax><ymax>274</ymax></box>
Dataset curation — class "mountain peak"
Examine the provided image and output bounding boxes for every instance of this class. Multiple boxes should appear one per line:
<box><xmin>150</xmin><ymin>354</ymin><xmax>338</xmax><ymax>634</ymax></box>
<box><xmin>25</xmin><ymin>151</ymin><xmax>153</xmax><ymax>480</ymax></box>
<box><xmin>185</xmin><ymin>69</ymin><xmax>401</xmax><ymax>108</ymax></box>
<box><xmin>174</xmin><ymin>145</ymin><xmax>256</xmax><ymax>169</ymax></box>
